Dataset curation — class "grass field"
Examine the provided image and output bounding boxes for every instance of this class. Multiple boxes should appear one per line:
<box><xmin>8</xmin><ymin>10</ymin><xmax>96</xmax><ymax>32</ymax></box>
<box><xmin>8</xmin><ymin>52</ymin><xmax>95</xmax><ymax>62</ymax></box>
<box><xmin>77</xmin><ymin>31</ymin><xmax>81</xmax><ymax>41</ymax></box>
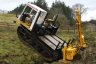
<box><xmin>0</xmin><ymin>14</ymin><xmax>96</xmax><ymax>64</ymax></box>
<box><xmin>0</xmin><ymin>14</ymin><xmax>44</xmax><ymax>64</ymax></box>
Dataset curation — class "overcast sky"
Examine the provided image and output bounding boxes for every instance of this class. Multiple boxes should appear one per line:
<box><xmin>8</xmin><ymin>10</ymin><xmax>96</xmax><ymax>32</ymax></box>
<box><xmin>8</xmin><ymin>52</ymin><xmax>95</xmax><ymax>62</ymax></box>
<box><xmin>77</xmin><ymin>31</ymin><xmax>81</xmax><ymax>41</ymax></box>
<box><xmin>0</xmin><ymin>0</ymin><xmax>96</xmax><ymax>21</ymax></box>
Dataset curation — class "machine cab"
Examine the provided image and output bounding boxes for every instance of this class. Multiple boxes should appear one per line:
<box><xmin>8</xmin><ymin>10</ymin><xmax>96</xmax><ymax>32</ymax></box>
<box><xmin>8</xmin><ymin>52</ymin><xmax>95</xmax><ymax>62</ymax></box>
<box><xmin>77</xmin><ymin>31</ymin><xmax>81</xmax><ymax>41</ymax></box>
<box><xmin>15</xmin><ymin>3</ymin><xmax>66</xmax><ymax>62</ymax></box>
<box><xmin>17</xmin><ymin>3</ymin><xmax>47</xmax><ymax>31</ymax></box>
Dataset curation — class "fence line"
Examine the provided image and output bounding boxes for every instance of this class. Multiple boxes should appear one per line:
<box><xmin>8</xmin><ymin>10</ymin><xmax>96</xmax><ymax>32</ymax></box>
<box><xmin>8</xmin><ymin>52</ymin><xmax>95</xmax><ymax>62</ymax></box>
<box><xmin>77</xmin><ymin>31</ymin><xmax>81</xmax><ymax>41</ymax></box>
<box><xmin>0</xmin><ymin>22</ymin><xmax>16</xmax><ymax>30</ymax></box>
<box><xmin>0</xmin><ymin>22</ymin><xmax>96</xmax><ymax>32</ymax></box>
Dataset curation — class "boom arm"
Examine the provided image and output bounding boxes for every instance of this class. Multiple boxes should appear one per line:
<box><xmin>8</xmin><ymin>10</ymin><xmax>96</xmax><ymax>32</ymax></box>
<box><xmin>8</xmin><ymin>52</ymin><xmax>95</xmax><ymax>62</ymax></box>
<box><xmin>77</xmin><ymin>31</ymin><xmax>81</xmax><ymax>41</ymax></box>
<box><xmin>75</xmin><ymin>8</ymin><xmax>86</xmax><ymax>48</ymax></box>
<box><xmin>62</xmin><ymin>7</ymin><xmax>87</xmax><ymax>63</ymax></box>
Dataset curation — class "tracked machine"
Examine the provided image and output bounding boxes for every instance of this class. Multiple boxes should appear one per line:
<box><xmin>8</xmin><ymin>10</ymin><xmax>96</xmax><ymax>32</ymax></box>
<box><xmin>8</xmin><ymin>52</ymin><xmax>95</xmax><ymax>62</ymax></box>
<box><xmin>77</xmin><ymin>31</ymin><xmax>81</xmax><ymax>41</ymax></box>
<box><xmin>14</xmin><ymin>3</ymin><xmax>87</xmax><ymax>62</ymax></box>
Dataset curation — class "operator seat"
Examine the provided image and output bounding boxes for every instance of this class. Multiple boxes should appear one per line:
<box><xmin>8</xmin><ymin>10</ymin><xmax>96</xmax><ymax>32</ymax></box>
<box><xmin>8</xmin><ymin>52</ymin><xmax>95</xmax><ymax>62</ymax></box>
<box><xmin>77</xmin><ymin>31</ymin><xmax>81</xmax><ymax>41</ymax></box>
<box><xmin>20</xmin><ymin>13</ymin><xmax>31</xmax><ymax>22</ymax></box>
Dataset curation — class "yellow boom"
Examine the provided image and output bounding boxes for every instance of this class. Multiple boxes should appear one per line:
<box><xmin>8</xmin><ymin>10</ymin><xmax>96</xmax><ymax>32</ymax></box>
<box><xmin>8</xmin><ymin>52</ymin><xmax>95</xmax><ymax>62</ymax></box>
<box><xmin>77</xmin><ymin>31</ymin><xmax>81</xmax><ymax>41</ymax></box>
<box><xmin>62</xmin><ymin>6</ymin><xmax>87</xmax><ymax>63</ymax></box>
<box><xmin>75</xmin><ymin>7</ymin><xmax>86</xmax><ymax>48</ymax></box>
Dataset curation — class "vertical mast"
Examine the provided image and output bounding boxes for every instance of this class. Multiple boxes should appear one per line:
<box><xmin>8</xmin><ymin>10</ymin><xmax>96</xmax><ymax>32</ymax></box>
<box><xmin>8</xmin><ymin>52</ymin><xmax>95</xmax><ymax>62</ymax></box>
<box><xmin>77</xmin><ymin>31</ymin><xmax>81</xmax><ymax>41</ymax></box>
<box><xmin>75</xmin><ymin>7</ymin><xmax>86</xmax><ymax>48</ymax></box>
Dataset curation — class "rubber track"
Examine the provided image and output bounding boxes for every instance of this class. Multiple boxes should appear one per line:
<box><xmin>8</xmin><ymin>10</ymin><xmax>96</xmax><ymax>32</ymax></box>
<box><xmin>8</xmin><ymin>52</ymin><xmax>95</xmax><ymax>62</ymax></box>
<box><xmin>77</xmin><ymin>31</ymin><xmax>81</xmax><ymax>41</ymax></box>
<box><xmin>17</xmin><ymin>25</ymin><xmax>62</xmax><ymax>62</ymax></box>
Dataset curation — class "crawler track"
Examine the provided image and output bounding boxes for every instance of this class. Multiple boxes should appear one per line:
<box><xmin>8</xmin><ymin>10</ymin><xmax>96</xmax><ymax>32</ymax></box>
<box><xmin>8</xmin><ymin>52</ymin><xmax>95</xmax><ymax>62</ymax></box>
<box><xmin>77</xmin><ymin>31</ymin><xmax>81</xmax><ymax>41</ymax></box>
<box><xmin>17</xmin><ymin>25</ymin><xmax>63</xmax><ymax>62</ymax></box>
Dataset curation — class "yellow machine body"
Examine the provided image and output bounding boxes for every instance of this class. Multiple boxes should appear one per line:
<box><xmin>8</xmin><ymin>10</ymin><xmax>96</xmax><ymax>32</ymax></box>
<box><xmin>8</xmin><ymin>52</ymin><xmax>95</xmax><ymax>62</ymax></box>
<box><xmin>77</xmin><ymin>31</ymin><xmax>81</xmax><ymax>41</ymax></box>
<box><xmin>62</xmin><ymin>44</ymin><xmax>77</xmax><ymax>61</ymax></box>
<box><xmin>15</xmin><ymin>19</ymin><xmax>31</xmax><ymax>30</ymax></box>
<box><xmin>66</xmin><ymin>46</ymin><xmax>77</xmax><ymax>60</ymax></box>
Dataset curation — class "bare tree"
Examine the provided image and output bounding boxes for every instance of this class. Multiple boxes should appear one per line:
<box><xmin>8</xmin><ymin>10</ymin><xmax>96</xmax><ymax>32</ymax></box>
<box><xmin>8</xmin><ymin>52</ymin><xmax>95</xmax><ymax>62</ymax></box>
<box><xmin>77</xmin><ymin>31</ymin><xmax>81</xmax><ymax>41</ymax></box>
<box><xmin>72</xmin><ymin>3</ymin><xmax>87</xmax><ymax>18</ymax></box>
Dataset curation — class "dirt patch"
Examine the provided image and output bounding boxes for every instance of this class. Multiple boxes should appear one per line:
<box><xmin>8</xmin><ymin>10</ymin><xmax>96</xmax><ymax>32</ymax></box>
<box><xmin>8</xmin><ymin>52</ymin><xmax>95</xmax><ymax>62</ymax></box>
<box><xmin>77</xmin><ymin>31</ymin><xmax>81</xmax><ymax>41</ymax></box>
<box><xmin>0</xmin><ymin>61</ymin><xmax>8</xmax><ymax>64</ymax></box>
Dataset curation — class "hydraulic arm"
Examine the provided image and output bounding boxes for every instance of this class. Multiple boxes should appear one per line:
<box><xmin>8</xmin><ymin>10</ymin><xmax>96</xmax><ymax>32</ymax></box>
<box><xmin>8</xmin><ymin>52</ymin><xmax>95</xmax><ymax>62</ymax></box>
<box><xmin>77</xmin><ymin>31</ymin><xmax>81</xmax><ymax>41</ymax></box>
<box><xmin>75</xmin><ymin>7</ymin><xmax>86</xmax><ymax>48</ymax></box>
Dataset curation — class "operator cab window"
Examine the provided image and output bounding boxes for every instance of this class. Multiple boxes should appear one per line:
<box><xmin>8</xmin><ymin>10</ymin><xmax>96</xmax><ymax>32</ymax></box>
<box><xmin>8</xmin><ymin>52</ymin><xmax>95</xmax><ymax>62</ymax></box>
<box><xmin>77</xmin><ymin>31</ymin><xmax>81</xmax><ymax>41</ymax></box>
<box><xmin>36</xmin><ymin>11</ymin><xmax>47</xmax><ymax>26</ymax></box>
<box><xmin>20</xmin><ymin>6</ymin><xmax>37</xmax><ymax>26</ymax></box>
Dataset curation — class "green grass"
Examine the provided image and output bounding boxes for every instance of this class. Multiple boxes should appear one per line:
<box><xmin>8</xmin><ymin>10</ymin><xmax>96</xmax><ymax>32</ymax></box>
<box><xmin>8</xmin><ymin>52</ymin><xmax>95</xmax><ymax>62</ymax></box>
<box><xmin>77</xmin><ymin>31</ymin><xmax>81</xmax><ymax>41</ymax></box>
<box><xmin>0</xmin><ymin>14</ymin><xmax>44</xmax><ymax>64</ymax></box>
<box><xmin>0</xmin><ymin>14</ymin><xmax>16</xmax><ymax>23</ymax></box>
<box><xmin>0</xmin><ymin>30</ymin><xmax>44</xmax><ymax>64</ymax></box>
